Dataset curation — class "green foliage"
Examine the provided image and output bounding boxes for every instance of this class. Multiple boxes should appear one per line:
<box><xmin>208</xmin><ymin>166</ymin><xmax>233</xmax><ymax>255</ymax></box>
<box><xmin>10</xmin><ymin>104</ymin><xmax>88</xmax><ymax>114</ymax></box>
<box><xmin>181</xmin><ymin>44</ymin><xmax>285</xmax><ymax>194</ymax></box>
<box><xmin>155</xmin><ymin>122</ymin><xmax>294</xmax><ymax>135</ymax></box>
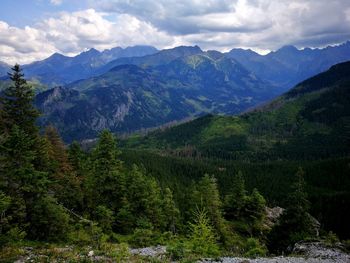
<box><xmin>106</xmin><ymin>242</ymin><xmax>130</xmax><ymax>262</ymax></box>
<box><xmin>45</xmin><ymin>125</ymin><xmax>82</xmax><ymax>209</ymax></box>
<box><xmin>268</xmin><ymin>168</ymin><xmax>316</xmax><ymax>253</ymax></box>
<box><xmin>161</xmin><ymin>187</ymin><xmax>180</xmax><ymax>233</ymax></box>
<box><xmin>1</xmin><ymin>64</ymin><xmax>39</xmax><ymax>135</ymax></box>
<box><xmin>323</xmin><ymin>231</ymin><xmax>340</xmax><ymax>245</ymax></box>
<box><xmin>167</xmin><ymin>239</ymin><xmax>188</xmax><ymax>261</ymax></box>
<box><xmin>30</xmin><ymin>195</ymin><xmax>70</xmax><ymax>241</ymax></box>
<box><xmin>191</xmin><ymin>174</ymin><xmax>232</xmax><ymax>247</ymax></box>
<box><xmin>87</xmin><ymin>130</ymin><xmax>123</xmax><ymax>210</ymax></box>
<box><xmin>243</xmin><ymin>238</ymin><xmax>267</xmax><ymax>258</ymax></box>
<box><xmin>123</xmin><ymin>62</ymin><xmax>350</xmax><ymax>162</ymax></box>
<box><xmin>129</xmin><ymin>228</ymin><xmax>157</xmax><ymax>247</ymax></box>
<box><xmin>68</xmin><ymin>221</ymin><xmax>108</xmax><ymax>249</ymax></box>
<box><xmin>94</xmin><ymin>205</ymin><xmax>115</xmax><ymax>233</ymax></box>
<box><xmin>0</xmin><ymin>191</ymin><xmax>11</xmax><ymax>227</ymax></box>
<box><xmin>187</xmin><ymin>208</ymin><xmax>220</xmax><ymax>257</ymax></box>
<box><xmin>224</xmin><ymin>171</ymin><xmax>246</xmax><ymax>220</ymax></box>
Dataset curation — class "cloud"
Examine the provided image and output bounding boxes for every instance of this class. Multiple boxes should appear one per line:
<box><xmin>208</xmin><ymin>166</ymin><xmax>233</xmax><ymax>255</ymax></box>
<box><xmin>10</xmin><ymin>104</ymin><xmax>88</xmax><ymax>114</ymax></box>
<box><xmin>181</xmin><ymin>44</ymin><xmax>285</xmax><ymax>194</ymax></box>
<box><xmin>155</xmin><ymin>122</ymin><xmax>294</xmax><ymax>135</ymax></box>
<box><xmin>1</xmin><ymin>0</ymin><xmax>350</xmax><ymax>64</ymax></box>
<box><xmin>0</xmin><ymin>9</ymin><xmax>175</xmax><ymax>64</ymax></box>
<box><xmin>94</xmin><ymin>0</ymin><xmax>350</xmax><ymax>50</ymax></box>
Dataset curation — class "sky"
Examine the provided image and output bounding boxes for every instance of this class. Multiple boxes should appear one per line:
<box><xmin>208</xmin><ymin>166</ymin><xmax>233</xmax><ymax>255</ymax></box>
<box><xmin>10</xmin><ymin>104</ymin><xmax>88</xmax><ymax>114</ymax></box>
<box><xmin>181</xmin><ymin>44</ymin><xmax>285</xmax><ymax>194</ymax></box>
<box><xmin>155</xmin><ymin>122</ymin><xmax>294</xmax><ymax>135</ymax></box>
<box><xmin>1</xmin><ymin>0</ymin><xmax>350</xmax><ymax>64</ymax></box>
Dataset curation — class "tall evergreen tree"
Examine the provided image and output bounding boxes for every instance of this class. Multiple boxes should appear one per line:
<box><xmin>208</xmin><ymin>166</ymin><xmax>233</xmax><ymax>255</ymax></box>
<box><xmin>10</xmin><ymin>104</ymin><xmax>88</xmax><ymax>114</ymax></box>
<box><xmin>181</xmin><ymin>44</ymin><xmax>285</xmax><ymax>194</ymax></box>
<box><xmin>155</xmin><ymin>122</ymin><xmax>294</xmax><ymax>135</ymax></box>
<box><xmin>88</xmin><ymin>130</ymin><xmax>123</xmax><ymax>210</ymax></box>
<box><xmin>192</xmin><ymin>175</ymin><xmax>230</xmax><ymax>246</ymax></box>
<box><xmin>268</xmin><ymin>167</ymin><xmax>315</xmax><ymax>253</ymax></box>
<box><xmin>224</xmin><ymin>170</ymin><xmax>247</xmax><ymax>220</ymax></box>
<box><xmin>161</xmin><ymin>187</ymin><xmax>180</xmax><ymax>233</ymax></box>
<box><xmin>116</xmin><ymin>165</ymin><xmax>163</xmax><ymax>232</ymax></box>
<box><xmin>68</xmin><ymin>141</ymin><xmax>86</xmax><ymax>179</ymax></box>
<box><xmin>1</xmin><ymin>64</ymin><xmax>39</xmax><ymax>135</ymax></box>
<box><xmin>0</xmin><ymin>66</ymin><xmax>69</xmax><ymax>242</ymax></box>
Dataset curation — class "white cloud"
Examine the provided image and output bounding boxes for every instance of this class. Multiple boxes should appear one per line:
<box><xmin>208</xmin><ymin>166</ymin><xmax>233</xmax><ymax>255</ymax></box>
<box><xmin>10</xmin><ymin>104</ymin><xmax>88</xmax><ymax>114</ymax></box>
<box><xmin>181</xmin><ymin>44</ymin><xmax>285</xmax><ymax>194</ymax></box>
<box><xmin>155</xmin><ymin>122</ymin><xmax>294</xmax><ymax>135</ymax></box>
<box><xmin>1</xmin><ymin>0</ymin><xmax>350</xmax><ymax>64</ymax></box>
<box><xmin>0</xmin><ymin>9</ymin><xmax>175</xmax><ymax>64</ymax></box>
<box><xmin>94</xmin><ymin>0</ymin><xmax>350</xmax><ymax>50</ymax></box>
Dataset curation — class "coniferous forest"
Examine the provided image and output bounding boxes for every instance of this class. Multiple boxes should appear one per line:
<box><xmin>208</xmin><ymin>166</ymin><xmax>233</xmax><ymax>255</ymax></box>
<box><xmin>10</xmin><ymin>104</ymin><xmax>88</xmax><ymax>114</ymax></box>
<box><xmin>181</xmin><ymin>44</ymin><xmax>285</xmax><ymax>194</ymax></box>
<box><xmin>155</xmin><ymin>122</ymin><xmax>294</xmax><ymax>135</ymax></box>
<box><xmin>1</xmin><ymin>62</ymin><xmax>349</xmax><ymax>262</ymax></box>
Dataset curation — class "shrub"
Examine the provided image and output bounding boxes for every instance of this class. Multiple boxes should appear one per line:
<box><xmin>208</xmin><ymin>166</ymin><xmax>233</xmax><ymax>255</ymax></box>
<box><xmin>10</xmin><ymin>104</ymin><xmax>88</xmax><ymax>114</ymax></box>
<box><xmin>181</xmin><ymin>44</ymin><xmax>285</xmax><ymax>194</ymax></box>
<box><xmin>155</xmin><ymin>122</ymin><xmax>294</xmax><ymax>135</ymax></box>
<box><xmin>130</xmin><ymin>228</ymin><xmax>156</xmax><ymax>247</ymax></box>
<box><xmin>324</xmin><ymin>231</ymin><xmax>340</xmax><ymax>245</ymax></box>
<box><xmin>167</xmin><ymin>239</ymin><xmax>188</xmax><ymax>260</ymax></box>
<box><xmin>30</xmin><ymin>196</ymin><xmax>70</xmax><ymax>241</ymax></box>
<box><xmin>244</xmin><ymin>238</ymin><xmax>267</xmax><ymax>258</ymax></box>
<box><xmin>188</xmin><ymin>208</ymin><xmax>220</xmax><ymax>258</ymax></box>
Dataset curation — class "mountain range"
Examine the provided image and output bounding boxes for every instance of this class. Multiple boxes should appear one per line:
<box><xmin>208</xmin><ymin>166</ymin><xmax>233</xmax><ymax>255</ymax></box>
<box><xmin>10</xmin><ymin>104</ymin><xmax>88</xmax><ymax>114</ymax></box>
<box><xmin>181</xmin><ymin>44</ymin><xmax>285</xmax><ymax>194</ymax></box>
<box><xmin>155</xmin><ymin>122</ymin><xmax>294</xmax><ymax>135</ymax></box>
<box><xmin>227</xmin><ymin>41</ymin><xmax>350</xmax><ymax>90</ymax></box>
<box><xmin>1</xmin><ymin>42</ymin><xmax>350</xmax><ymax>141</ymax></box>
<box><xmin>123</xmin><ymin>61</ymin><xmax>350</xmax><ymax>161</ymax></box>
<box><xmin>21</xmin><ymin>45</ymin><xmax>158</xmax><ymax>86</ymax></box>
<box><xmin>35</xmin><ymin>51</ymin><xmax>273</xmax><ymax>141</ymax></box>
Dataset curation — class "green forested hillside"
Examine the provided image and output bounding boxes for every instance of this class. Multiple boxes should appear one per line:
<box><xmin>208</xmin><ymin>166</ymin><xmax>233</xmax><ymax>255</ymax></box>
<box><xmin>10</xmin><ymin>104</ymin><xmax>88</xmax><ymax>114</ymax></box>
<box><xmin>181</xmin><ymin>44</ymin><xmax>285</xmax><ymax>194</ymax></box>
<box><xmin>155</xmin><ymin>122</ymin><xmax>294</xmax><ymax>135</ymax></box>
<box><xmin>120</xmin><ymin>61</ymin><xmax>350</xmax><ymax>240</ymax></box>
<box><xmin>121</xmin><ymin>150</ymin><xmax>350</xmax><ymax>239</ymax></box>
<box><xmin>123</xmin><ymin>61</ymin><xmax>350</xmax><ymax>161</ymax></box>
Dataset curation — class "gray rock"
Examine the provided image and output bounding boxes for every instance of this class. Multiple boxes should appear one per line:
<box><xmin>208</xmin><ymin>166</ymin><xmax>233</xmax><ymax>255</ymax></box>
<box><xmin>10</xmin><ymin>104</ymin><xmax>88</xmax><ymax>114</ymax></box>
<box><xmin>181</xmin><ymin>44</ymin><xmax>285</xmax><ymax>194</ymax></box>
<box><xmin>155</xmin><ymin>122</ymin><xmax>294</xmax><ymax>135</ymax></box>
<box><xmin>129</xmin><ymin>245</ymin><xmax>167</xmax><ymax>257</ymax></box>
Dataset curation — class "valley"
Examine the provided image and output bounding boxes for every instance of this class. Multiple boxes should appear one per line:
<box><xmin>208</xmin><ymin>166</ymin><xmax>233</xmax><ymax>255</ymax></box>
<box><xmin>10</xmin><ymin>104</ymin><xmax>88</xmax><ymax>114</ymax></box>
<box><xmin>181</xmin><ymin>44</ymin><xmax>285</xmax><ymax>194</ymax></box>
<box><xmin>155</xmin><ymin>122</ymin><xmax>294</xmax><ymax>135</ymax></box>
<box><xmin>1</xmin><ymin>43</ymin><xmax>349</xmax><ymax>262</ymax></box>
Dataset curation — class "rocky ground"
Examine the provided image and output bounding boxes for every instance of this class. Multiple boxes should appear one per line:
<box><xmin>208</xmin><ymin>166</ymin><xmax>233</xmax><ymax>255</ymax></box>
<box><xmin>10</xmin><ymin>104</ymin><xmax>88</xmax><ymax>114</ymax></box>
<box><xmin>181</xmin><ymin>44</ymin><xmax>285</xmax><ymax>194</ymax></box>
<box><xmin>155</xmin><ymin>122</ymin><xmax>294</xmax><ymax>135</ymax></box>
<box><xmin>199</xmin><ymin>242</ymin><xmax>350</xmax><ymax>263</ymax></box>
<box><xmin>129</xmin><ymin>242</ymin><xmax>349</xmax><ymax>263</ymax></box>
<box><xmin>8</xmin><ymin>241</ymin><xmax>350</xmax><ymax>262</ymax></box>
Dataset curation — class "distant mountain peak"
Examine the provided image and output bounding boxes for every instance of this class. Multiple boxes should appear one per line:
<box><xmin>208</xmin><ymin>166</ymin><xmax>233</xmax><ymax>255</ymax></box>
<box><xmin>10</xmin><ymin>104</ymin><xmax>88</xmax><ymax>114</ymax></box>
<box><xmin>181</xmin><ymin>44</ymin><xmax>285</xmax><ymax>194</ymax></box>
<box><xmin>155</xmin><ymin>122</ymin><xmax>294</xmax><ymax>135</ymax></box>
<box><xmin>277</xmin><ymin>45</ymin><xmax>299</xmax><ymax>53</ymax></box>
<box><xmin>229</xmin><ymin>48</ymin><xmax>259</xmax><ymax>54</ymax></box>
<box><xmin>49</xmin><ymin>52</ymin><xmax>67</xmax><ymax>59</ymax></box>
<box><xmin>76</xmin><ymin>48</ymin><xmax>100</xmax><ymax>60</ymax></box>
<box><xmin>171</xmin><ymin>45</ymin><xmax>202</xmax><ymax>52</ymax></box>
<box><xmin>85</xmin><ymin>48</ymin><xmax>100</xmax><ymax>54</ymax></box>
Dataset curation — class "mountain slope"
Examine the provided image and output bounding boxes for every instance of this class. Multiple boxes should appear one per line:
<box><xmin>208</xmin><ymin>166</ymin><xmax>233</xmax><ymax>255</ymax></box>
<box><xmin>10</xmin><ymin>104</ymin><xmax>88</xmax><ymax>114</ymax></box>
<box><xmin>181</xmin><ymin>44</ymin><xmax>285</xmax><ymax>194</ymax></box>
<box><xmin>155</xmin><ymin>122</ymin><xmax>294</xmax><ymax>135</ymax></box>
<box><xmin>96</xmin><ymin>45</ymin><xmax>203</xmax><ymax>75</ymax></box>
<box><xmin>227</xmin><ymin>42</ymin><xmax>350</xmax><ymax>90</ymax></box>
<box><xmin>124</xmin><ymin>61</ymin><xmax>350</xmax><ymax>160</ymax></box>
<box><xmin>23</xmin><ymin>45</ymin><xmax>158</xmax><ymax>86</ymax></box>
<box><xmin>35</xmin><ymin>54</ymin><xmax>274</xmax><ymax>142</ymax></box>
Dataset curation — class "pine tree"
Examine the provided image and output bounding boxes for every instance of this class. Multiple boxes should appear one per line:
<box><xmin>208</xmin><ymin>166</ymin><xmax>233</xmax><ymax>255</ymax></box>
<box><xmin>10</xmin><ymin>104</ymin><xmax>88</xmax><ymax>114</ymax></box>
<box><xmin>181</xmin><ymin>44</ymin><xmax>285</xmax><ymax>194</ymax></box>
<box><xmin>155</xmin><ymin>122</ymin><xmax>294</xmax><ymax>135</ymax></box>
<box><xmin>1</xmin><ymin>64</ymin><xmax>39</xmax><ymax>135</ymax></box>
<box><xmin>88</xmin><ymin>130</ymin><xmax>123</xmax><ymax>210</ymax></box>
<box><xmin>123</xmin><ymin>165</ymin><xmax>163</xmax><ymax>230</ymax></box>
<box><xmin>192</xmin><ymin>174</ymin><xmax>230</xmax><ymax>246</ymax></box>
<box><xmin>224</xmin><ymin>170</ymin><xmax>247</xmax><ymax>220</ymax></box>
<box><xmin>161</xmin><ymin>187</ymin><xmax>180</xmax><ymax>233</ymax></box>
<box><xmin>268</xmin><ymin>167</ymin><xmax>315</xmax><ymax>253</ymax></box>
<box><xmin>68</xmin><ymin>141</ymin><xmax>86</xmax><ymax>178</ymax></box>
<box><xmin>243</xmin><ymin>188</ymin><xmax>266</xmax><ymax>236</ymax></box>
<box><xmin>0</xmin><ymin>66</ymin><xmax>69</xmax><ymax>242</ymax></box>
<box><xmin>188</xmin><ymin>207</ymin><xmax>220</xmax><ymax>257</ymax></box>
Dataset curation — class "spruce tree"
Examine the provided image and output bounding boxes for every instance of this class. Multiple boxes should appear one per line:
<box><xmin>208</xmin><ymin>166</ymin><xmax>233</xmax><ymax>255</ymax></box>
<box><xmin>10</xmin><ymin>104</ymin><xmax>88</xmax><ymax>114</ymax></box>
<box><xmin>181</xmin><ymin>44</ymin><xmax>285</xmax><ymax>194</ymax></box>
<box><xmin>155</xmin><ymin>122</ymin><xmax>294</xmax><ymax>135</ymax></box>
<box><xmin>188</xmin><ymin>208</ymin><xmax>220</xmax><ymax>257</ymax></box>
<box><xmin>88</xmin><ymin>130</ymin><xmax>124</xmax><ymax>210</ymax></box>
<box><xmin>224</xmin><ymin>170</ymin><xmax>247</xmax><ymax>220</ymax></box>
<box><xmin>192</xmin><ymin>175</ymin><xmax>230</xmax><ymax>246</ymax></box>
<box><xmin>1</xmin><ymin>64</ymin><xmax>39</xmax><ymax>135</ymax></box>
<box><xmin>268</xmin><ymin>167</ymin><xmax>315</xmax><ymax>253</ymax></box>
<box><xmin>0</xmin><ymin>66</ymin><xmax>69</xmax><ymax>241</ymax></box>
<box><xmin>161</xmin><ymin>187</ymin><xmax>180</xmax><ymax>233</ymax></box>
